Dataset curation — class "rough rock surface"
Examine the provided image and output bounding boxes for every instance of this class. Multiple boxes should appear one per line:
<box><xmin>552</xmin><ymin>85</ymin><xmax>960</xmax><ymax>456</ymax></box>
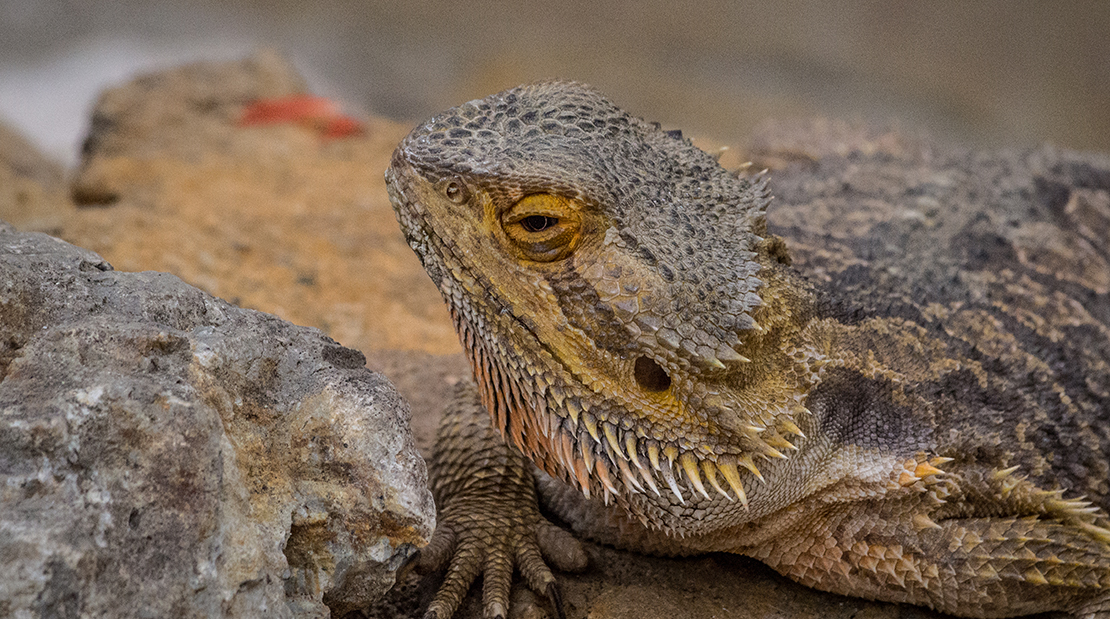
<box><xmin>0</xmin><ymin>222</ymin><xmax>433</xmax><ymax>618</ymax></box>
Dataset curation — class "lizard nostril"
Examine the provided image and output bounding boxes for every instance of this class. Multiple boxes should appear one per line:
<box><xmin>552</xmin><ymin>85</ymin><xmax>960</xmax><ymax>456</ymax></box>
<box><xmin>634</xmin><ymin>356</ymin><xmax>671</xmax><ymax>392</ymax></box>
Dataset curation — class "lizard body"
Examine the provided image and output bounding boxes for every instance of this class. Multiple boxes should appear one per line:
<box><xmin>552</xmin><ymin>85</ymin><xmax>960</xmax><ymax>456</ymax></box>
<box><xmin>386</xmin><ymin>81</ymin><xmax>1110</xmax><ymax>618</ymax></box>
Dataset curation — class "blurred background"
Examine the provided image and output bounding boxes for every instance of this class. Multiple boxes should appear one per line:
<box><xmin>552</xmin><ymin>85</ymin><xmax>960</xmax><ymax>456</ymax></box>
<box><xmin>2</xmin><ymin>0</ymin><xmax>1109</xmax><ymax>165</ymax></box>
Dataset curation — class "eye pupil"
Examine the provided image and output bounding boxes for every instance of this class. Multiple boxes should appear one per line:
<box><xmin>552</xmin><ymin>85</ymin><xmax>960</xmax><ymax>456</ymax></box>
<box><xmin>445</xmin><ymin>183</ymin><xmax>459</xmax><ymax>197</ymax></box>
<box><xmin>521</xmin><ymin>215</ymin><xmax>557</xmax><ymax>232</ymax></box>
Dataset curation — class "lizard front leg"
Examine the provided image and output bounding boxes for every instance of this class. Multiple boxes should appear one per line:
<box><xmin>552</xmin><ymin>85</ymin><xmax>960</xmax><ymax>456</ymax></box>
<box><xmin>749</xmin><ymin>474</ymin><xmax>1110</xmax><ymax>618</ymax></box>
<box><xmin>419</xmin><ymin>381</ymin><xmax>588</xmax><ymax>619</ymax></box>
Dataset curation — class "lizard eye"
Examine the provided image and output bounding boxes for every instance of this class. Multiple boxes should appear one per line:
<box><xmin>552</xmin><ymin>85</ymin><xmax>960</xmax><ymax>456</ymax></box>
<box><xmin>502</xmin><ymin>194</ymin><xmax>583</xmax><ymax>262</ymax></box>
<box><xmin>520</xmin><ymin>215</ymin><xmax>558</xmax><ymax>232</ymax></box>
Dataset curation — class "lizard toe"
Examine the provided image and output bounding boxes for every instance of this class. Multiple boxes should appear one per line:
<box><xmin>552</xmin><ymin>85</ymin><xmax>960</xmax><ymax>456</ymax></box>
<box><xmin>516</xmin><ymin>541</ymin><xmax>570</xmax><ymax>619</ymax></box>
<box><xmin>416</xmin><ymin>522</ymin><xmax>458</xmax><ymax>574</ymax></box>
<box><xmin>482</xmin><ymin>547</ymin><xmax>513</xmax><ymax>619</ymax></box>
<box><xmin>537</xmin><ymin>520</ymin><xmax>588</xmax><ymax>573</ymax></box>
<box><xmin>425</xmin><ymin>539</ymin><xmax>483</xmax><ymax>619</ymax></box>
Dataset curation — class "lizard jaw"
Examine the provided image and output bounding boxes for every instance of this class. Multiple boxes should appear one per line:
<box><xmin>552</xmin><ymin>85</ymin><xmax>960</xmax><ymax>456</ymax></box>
<box><xmin>451</xmin><ymin>297</ymin><xmax>800</xmax><ymax>529</ymax></box>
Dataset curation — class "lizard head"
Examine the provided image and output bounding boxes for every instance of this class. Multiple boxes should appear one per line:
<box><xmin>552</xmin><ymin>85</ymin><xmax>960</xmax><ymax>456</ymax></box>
<box><xmin>387</xmin><ymin>81</ymin><xmax>814</xmax><ymax>530</ymax></box>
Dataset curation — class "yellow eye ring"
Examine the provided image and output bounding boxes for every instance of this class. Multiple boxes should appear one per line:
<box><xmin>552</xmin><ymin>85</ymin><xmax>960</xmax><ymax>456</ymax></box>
<box><xmin>501</xmin><ymin>194</ymin><xmax>583</xmax><ymax>262</ymax></box>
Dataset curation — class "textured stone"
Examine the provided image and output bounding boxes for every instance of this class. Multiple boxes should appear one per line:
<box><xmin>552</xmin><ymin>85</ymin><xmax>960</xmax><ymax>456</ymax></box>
<box><xmin>0</xmin><ymin>222</ymin><xmax>434</xmax><ymax>618</ymax></box>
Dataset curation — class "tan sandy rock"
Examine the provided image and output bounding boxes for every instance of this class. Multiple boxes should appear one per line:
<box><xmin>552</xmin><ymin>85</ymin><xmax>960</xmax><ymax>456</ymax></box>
<box><xmin>0</xmin><ymin>51</ymin><xmax>458</xmax><ymax>357</ymax></box>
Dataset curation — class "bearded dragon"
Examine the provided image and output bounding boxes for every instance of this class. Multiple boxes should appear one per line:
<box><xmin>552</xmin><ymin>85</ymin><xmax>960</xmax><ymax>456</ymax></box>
<box><xmin>385</xmin><ymin>80</ymin><xmax>1110</xmax><ymax>619</ymax></box>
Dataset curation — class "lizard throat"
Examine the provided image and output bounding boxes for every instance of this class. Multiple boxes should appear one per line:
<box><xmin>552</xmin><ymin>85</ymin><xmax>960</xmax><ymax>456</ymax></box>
<box><xmin>449</xmin><ymin>302</ymin><xmax>784</xmax><ymax>519</ymax></box>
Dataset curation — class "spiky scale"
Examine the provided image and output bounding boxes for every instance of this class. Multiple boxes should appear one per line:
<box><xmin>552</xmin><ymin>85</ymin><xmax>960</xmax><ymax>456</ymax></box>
<box><xmin>595</xmin><ymin>458</ymin><xmax>619</xmax><ymax>496</ymax></box>
<box><xmin>583</xmin><ymin>413</ymin><xmax>601</xmax><ymax>444</ymax></box>
<box><xmin>758</xmin><ymin>441</ymin><xmax>787</xmax><ymax>460</ymax></box>
<box><xmin>912</xmin><ymin>513</ymin><xmax>942</xmax><ymax>531</ymax></box>
<box><xmin>764</xmin><ymin>430</ymin><xmax>796</xmax><ymax>452</ymax></box>
<box><xmin>663</xmin><ymin>444</ymin><xmax>679</xmax><ymax>467</ymax></box>
<box><xmin>779</xmin><ymin>418</ymin><xmax>805</xmax><ymax>439</ymax></box>
<box><xmin>737</xmin><ymin>454</ymin><xmax>765</xmax><ymax>483</ymax></box>
<box><xmin>1023</xmin><ymin>567</ymin><xmax>1050</xmax><ymax>586</ymax></box>
<box><xmin>899</xmin><ymin>471</ymin><xmax>919</xmax><ymax>487</ymax></box>
<box><xmin>992</xmin><ymin>465</ymin><xmax>1021</xmax><ymax>481</ymax></box>
<box><xmin>604</xmin><ymin>423</ymin><xmax>627</xmax><ymax>460</ymax></box>
<box><xmin>579</xmin><ymin>428</ymin><xmax>596</xmax><ymax>473</ymax></box>
<box><xmin>572</xmin><ymin>455</ymin><xmax>592</xmax><ymax>499</ymax></box>
<box><xmin>660</xmin><ymin>461</ymin><xmax>684</xmax><ymax>505</ymax></box>
<box><xmin>627</xmin><ymin>435</ymin><xmax>661</xmax><ymax>496</ymax></box>
<box><xmin>716</xmin><ymin>346</ymin><xmax>751</xmax><ymax>363</ymax></box>
<box><xmin>680</xmin><ymin>452</ymin><xmax>710</xmax><ymax>500</ymax></box>
<box><xmin>558</xmin><ymin>429</ymin><xmax>576</xmax><ymax>475</ymax></box>
<box><xmin>626</xmin><ymin>435</ymin><xmax>643</xmax><ymax>469</ymax></box>
<box><xmin>717</xmin><ymin>456</ymin><xmax>749</xmax><ymax>508</ymax></box>
<box><xmin>639</xmin><ymin>464</ymin><xmax>661</xmax><ymax>497</ymax></box>
<box><xmin>702</xmin><ymin>460</ymin><xmax>733</xmax><ymax>502</ymax></box>
<box><xmin>565</xmin><ymin>398</ymin><xmax>581</xmax><ymax>426</ymax></box>
<box><xmin>1078</xmin><ymin>522</ymin><xmax>1110</xmax><ymax>544</ymax></box>
<box><xmin>615</xmin><ymin>451</ymin><xmax>644</xmax><ymax>493</ymax></box>
<box><xmin>646</xmin><ymin>441</ymin><xmax>662</xmax><ymax>472</ymax></box>
<box><xmin>914</xmin><ymin>462</ymin><xmax>943</xmax><ymax>478</ymax></box>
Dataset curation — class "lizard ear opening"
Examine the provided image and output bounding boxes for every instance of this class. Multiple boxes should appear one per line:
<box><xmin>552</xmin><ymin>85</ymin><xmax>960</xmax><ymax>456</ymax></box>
<box><xmin>634</xmin><ymin>356</ymin><xmax>671</xmax><ymax>392</ymax></box>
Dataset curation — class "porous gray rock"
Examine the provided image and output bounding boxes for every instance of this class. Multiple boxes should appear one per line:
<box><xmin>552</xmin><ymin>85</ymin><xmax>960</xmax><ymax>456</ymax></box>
<box><xmin>0</xmin><ymin>221</ymin><xmax>434</xmax><ymax>618</ymax></box>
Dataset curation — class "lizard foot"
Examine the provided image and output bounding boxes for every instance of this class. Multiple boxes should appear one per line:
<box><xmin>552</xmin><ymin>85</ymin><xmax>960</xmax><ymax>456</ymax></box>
<box><xmin>421</xmin><ymin>382</ymin><xmax>587</xmax><ymax>619</ymax></box>
<box><xmin>417</xmin><ymin>513</ymin><xmax>584</xmax><ymax>619</ymax></box>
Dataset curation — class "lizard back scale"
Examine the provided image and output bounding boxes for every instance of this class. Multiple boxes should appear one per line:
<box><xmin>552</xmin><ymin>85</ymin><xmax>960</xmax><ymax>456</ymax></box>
<box><xmin>386</xmin><ymin>80</ymin><xmax>1110</xmax><ymax>618</ymax></box>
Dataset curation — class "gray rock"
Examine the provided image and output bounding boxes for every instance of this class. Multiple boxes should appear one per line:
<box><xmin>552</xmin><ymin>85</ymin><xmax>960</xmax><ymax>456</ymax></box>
<box><xmin>0</xmin><ymin>222</ymin><xmax>434</xmax><ymax>618</ymax></box>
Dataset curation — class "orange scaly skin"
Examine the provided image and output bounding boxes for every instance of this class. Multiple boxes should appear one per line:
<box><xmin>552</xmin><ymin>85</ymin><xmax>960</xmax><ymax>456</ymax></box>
<box><xmin>386</xmin><ymin>81</ymin><xmax>1110</xmax><ymax>618</ymax></box>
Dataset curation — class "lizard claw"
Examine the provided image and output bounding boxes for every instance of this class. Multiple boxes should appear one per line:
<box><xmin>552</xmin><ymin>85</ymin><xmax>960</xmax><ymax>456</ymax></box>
<box><xmin>420</xmin><ymin>507</ymin><xmax>580</xmax><ymax>619</ymax></box>
<box><xmin>546</xmin><ymin>581</ymin><xmax>566</xmax><ymax>619</ymax></box>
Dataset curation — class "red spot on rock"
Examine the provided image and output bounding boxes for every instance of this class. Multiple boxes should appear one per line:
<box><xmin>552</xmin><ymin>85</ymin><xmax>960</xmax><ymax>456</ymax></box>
<box><xmin>240</xmin><ymin>95</ymin><xmax>364</xmax><ymax>139</ymax></box>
